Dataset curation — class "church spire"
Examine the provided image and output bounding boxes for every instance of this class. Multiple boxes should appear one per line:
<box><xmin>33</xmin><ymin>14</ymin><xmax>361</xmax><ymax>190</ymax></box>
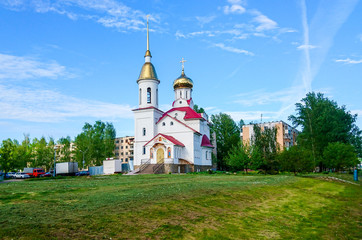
<box><xmin>144</xmin><ymin>15</ymin><xmax>152</xmax><ymax>60</ymax></box>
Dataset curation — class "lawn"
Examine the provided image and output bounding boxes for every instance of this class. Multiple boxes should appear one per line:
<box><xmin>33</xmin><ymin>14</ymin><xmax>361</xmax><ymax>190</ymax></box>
<box><xmin>0</xmin><ymin>174</ymin><xmax>361</xmax><ymax>239</ymax></box>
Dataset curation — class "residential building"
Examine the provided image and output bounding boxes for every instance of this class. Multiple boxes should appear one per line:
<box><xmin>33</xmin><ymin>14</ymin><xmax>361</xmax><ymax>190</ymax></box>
<box><xmin>242</xmin><ymin>121</ymin><xmax>298</xmax><ymax>150</ymax></box>
<box><xmin>114</xmin><ymin>136</ymin><xmax>134</xmax><ymax>163</ymax></box>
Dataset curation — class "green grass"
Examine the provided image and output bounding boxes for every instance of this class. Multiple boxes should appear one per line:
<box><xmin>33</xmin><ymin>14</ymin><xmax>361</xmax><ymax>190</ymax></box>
<box><xmin>0</xmin><ymin>174</ymin><xmax>361</xmax><ymax>239</ymax></box>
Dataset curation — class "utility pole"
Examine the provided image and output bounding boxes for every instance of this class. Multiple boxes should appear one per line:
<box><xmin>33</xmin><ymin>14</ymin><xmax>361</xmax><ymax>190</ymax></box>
<box><xmin>80</xmin><ymin>149</ymin><xmax>88</xmax><ymax>170</ymax></box>
<box><xmin>53</xmin><ymin>146</ymin><xmax>58</xmax><ymax>177</ymax></box>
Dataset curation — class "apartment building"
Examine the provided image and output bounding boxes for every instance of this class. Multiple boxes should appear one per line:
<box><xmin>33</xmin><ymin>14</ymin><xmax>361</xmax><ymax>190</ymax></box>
<box><xmin>242</xmin><ymin>121</ymin><xmax>298</xmax><ymax>150</ymax></box>
<box><xmin>114</xmin><ymin>136</ymin><xmax>134</xmax><ymax>163</ymax></box>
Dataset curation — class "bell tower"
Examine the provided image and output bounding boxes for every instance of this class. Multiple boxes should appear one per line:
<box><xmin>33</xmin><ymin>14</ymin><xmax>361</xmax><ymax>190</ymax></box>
<box><xmin>133</xmin><ymin>16</ymin><xmax>163</xmax><ymax>169</ymax></box>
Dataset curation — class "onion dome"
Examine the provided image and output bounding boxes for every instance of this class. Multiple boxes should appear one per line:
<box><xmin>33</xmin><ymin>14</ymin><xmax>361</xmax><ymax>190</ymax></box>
<box><xmin>137</xmin><ymin>62</ymin><xmax>159</xmax><ymax>82</ymax></box>
<box><xmin>173</xmin><ymin>70</ymin><xmax>193</xmax><ymax>89</ymax></box>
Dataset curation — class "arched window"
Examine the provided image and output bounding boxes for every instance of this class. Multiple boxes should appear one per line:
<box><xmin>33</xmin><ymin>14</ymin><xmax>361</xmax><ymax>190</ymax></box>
<box><xmin>167</xmin><ymin>147</ymin><xmax>171</xmax><ymax>158</ymax></box>
<box><xmin>147</xmin><ymin>87</ymin><xmax>151</xmax><ymax>103</ymax></box>
<box><xmin>162</xmin><ymin>122</ymin><xmax>165</xmax><ymax>126</ymax></box>
<box><xmin>186</xmin><ymin>91</ymin><xmax>188</xmax><ymax>99</ymax></box>
<box><xmin>156</xmin><ymin>89</ymin><xmax>158</xmax><ymax>105</ymax></box>
<box><xmin>150</xmin><ymin>148</ymin><xmax>153</xmax><ymax>159</ymax></box>
<box><xmin>143</xmin><ymin>128</ymin><xmax>146</xmax><ymax>136</ymax></box>
<box><xmin>170</xmin><ymin>121</ymin><xmax>173</xmax><ymax>126</ymax></box>
<box><xmin>180</xmin><ymin>91</ymin><xmax>182</xmax><ymax>98</ymax></box>
<box><xmin>139</xmin><ymin>88</ymin><xmax>142</xmax><ymax>105</ymax></box>
<box><xmin>143</xmin><ymin>147</ymin><xmax>146</xmax><ymax>155</ymax></box>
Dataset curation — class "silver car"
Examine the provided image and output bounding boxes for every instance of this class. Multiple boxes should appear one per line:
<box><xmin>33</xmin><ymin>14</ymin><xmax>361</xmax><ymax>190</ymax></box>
<box><xmin>14</xmin><ymin>172</ymin><xmax>30</xmax><ymax>179</ymax></box>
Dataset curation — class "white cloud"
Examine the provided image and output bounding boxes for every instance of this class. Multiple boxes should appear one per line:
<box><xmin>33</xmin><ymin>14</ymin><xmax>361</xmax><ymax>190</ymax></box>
<box><xmin>195</xmin><ymin>16</ymin><xmax>216</xmax><ymax>26</ymax></box>
<box><xmin>213</xmin><ymin>43</ymin><xmax>254</xmax><ymax>56</ymax></box>
<box><xmin>0</xmin><ymin>53</ymin><xmax>72</xmax><ymax>80</ymax></box>
<box><xmin>224</xmin><ymin>4</ymin><xmax>245</xmax><ymax>15</ymax></box>
<box><xmin>0</xmin><ymin>84</ymin><xmax>133</xmax><ymax>123</ymax></box>
<box><xmin>0</xmin><ymin>0</ymin><xmax>151</xmax><ymax>31</ymax></box>
<box><xmin>226</xmin><ymin>111</ymin><xmax>277</xmax><ymax>121</ymax></box>
<box><xmin>252</xmin><ymin>11</ymin><xmax>278</xmax><ymax>31</ymax></box>
<box><xmin>297</xmin><ymin>44</ymin><xmax>318</xmax><ymax>50</ymax></box>
<box><xmin>335</xmin><ymin>58</ymin><xmax>362</xmax><ymax>64</ymax></box>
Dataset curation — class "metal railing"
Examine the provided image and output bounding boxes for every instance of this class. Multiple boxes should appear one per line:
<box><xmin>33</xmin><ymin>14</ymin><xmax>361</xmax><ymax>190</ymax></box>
<box><xmin>138</xmin><ymin>159</ymin><xmax>151</xmax><ymax>173</ymax></box>
<box><xmin>153</xmin><ymin>160</ymin><xmax>165</xmax><ymax>174</ymax></box>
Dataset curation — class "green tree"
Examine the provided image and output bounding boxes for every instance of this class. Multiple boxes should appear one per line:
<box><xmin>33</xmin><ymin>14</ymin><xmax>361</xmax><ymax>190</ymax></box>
<box><xmin>0</xmin><ymin>139</ymin><xmax>18</xmax><ymax>173</ymax></box>
<box><xmin>74</xmin><ymin>121</ymin><xmax>116</xmax><ymax>166</ymax></box>
<box><xmin>323</xmin><ymin>142</ymin><xmax>358</xmax><ymax>171</ymax></box>
<box><xmin>250</xmin><ymin>124</ymin><xmax>279</xmax><ymax>173</ymax></box>
<box><xmin>210</xmin><ymin>113</ymin><xmax>241</xmax><ymax>170</ymax></box>
<box><xmin>58</xmin><ymin>136</ymin><xmax>72</xmax><ymax>162</ymax></box>
<box><xmin>226</xmin><ymin>143</ymin><xmax>251</xmax><ymax>172</ymax></box>
<box><xmin>193</xmin><ymin>104</ymin><xmax>205</xmax><ymax>113</ymax></box>
<box><xmin>289</xmin><ymin>92</ymin><xmax>360</xmax><ymax>171</ymax></box>
<box><xmin>31</xmin><ymin>137</ymin><xmax>55</xmax><ymax>170</ymax></box>
<box><xmin>278</xmin><ymin>146</ymin><xmax>314</xmax><ymax>175</ymax></box>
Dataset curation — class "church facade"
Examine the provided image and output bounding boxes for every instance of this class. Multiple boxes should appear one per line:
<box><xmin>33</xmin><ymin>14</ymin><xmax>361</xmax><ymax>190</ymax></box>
<box><xmin>133</xmin><ymin>20</ymin><xmax>213</xmax><ymax>173</ymax></box>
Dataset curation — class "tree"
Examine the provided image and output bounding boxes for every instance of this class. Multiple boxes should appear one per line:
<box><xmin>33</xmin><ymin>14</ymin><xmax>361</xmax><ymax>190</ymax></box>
<box><xmin>250</xmin><ymin>124</ymin><xmax>279</xmax><ymax>173</ymax></box>
<box><xmin>0</xmin><ymin>139</ymin><xmax>18</xmax><ymax>173</ymax></box>
<box><xmin>58</xmin><ymin>136</ymin><xmax>72</xmax><ymax>162</ymax></box>
<box><xmin>74</xmin><ymin>121</ymin><xmax>116</xmax><ymax>166</ymax></box>
<box><xmin>210</xmin><ymin>113</ymin><xmax>241</xmax><ymax>170</ymax></box>
<box><xmin>323</xmin><ymin>142</ymin><xmax>358</xmax><ymax>171</ymax></box>
<box><xmin>289</xmin><ymin>92</ymin><xmax>360</xmax><ymax>171</ymax></box>
<box><xmin>226</xmin><ymin>143</ymin><xmax>251</xmax><ymax>172</ymax></box>
<box><xmin>278</xmin><ymin>146</ymin><xmax>314</xmax><ymax>175</ymax></box>
<box><xmin>31</xmin><ymin>137</ymin><xmax>55</xmax><ymax>170</ymax></box>
<box><xmin>193</xmin><ymin>104</ymin><xmax>205</xmax><ymax>114</ymax></box>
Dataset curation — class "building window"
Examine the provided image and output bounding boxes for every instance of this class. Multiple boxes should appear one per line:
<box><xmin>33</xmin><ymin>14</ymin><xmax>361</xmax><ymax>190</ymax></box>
<box><xmin>162</xmin><ymin>122</ymin><xmax>165</xmax><ymax>126</ymax></box>
<box><xmin>121</xmin><ymin>146</ymin><xmax>123</xmax><ymax>149</ymax></box>
<box><xmin>143</xmin><ymin>128</ymin><xmax>146</xmax><ymax>136</ymax></box>
<box><xmin>115</xmin><ymin>153</ymin><xmax>119</xmax><ymax>156</ymax></box>
<box><xmin>206</xmin><ymin>151</ymin><xmax>208</xmax><ymax>160</ymax></box>
<box><xmin>170</xmin><ymin>121</ymin><xmax>173</xmax><ymax>126</ymax></box>
<box><xmin>115</xmin><ymin>146</ymin><xmax>119</xmax><ymax>150</ymax></box>
<box><xmin>156</xmin><ymin>89</ymin><xmax>158</xmax><ymax>106</ymax></box>
<box><xmin>121</xmin><ymin>140</ymin><xmax>123</xmax><ymax>143</ymax></box>
<box><xmin>150</xmin><ymin>148</ymin><xmax>153</xmax><ymax>159</ymax></box>
<box><xmin>126</xmin><ymin>146</ymin><xmax>128</xmax><ymax>149</ymax></box>
<box><xmin>143</xmin><ymin>147</ymin><xmax>146</xmax><ymax>155</ymax></box>
<box><xmin>180</xmin><ymin>91</ymin><xmax>182</xmax><ymax>98</ymax></box>
<box><xmin>121</xmin><ymin>152</ymin><xmax>124</xmax><ymax>155</ymax></box>
<box><xmin>116</xmin><ymin>140</ymin><xmax>119</xmax><ymax>143</ymax></box>
<box><xmin>126</xmin><ymin>152</ymin><xmax>128</xmax><ymax>155</ymax></box>
<box><xmin>139</xmin><ymin>88</ymin><xmax>142</xmax><ymax>105</ymax></box>
<box><xmin>186</xmin><ymin>91</ymin><xmax>188</xmax><ymax>99</ymax></box>
<box><xmin>147</xmin><ymin>87</ymin><xmax>151</xmax><ymax>103</ymax></box>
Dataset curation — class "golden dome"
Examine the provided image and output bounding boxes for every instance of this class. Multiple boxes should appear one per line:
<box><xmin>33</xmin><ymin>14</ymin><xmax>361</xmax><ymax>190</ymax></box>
<box><xmin>137</xmin><ymin>62</ymin><xmax>159</xmax><ymax>82</ymax></box>
<box><xmin>173</xmin><ymin>70</ymin><xmax>193</xmax><ymax>89</ymax></box>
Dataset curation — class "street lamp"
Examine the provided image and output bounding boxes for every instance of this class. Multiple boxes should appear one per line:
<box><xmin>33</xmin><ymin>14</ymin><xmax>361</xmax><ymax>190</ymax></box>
<box><xmin>53</xmin><ymin>146</ymin><xmax>58</xmax><ymax>177</ymax></box>
<box><xmin>79</xmin><ymin>149</ymin><xmax>88</xmax><ymax>170</ymax></box>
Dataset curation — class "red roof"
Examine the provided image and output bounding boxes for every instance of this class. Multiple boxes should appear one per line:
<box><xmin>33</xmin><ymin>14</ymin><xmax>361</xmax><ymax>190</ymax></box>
<box><xmin>157</xmin><ymin>107</ymin><xmax>203</xmax><ymax>123</ymax></box>
<box><xmin>201</xmin><ymin>135</ymin><xmax>214</xmax><ymax>148</ymax></box>
<box><xmin>157</xmin><ymin>114</ymin><xmax>201</xmax><ymax>135</ymax></box>
<box><xmin>144</xmin><ymin>133</ymin><xmax>185</xmax><ymax>147</ymax></box>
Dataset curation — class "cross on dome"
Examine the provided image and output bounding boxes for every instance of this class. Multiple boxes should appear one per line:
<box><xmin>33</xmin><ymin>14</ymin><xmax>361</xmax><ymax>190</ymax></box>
<box><xmin>180</xmin><ymin>58</ymin><xmax>187</xmax><ymax>73</ymax></box>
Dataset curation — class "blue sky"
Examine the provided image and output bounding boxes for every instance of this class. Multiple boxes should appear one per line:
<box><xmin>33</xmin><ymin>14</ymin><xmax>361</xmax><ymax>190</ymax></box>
<box><xmin>0</xmin><ymin>0</ymin><xmax>361</xmax><ymax>142</ymax></box>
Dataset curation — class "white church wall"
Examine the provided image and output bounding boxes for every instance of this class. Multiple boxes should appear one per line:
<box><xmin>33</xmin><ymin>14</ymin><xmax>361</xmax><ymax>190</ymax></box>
<box><xmin>138</xmin><ymin>80</ymin><xmax>159</xmax><ymax>109</ymax></box>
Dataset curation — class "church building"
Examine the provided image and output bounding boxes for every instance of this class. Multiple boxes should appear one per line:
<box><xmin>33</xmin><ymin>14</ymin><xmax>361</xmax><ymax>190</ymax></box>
<box><xmin>133</xmin><ymin>19</ymin><xmax>213</xmax><ymax>173</ymax></box>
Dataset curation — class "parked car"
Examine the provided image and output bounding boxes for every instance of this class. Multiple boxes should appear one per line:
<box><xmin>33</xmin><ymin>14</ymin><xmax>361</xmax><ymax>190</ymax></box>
<box><xmin>5</xmin><ymin>172</ymin><xmax>16</xmax><ymax>179</ymax></box>
<box><xmin>24</xmin><ymin>168</ymin><xmax>45</xmax><ymax>177</ymax></box>
<box><xmin>40</xmin><ymin>172</ymin><xmax>52</xmax><ymax>177</ymax></box>
<box><xmin>75</xmin><ymin>171</ymin><xmax>89</xmax><ymax>176</ymax></box>
<box><xmin>14</xmin><ymin>172</ymin><xmax>30</xmax><ymax>179</ymax></box>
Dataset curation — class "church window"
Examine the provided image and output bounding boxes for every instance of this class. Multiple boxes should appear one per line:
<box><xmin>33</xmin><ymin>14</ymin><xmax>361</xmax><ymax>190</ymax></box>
<box><xmin>179</xmin><ymin>101</ymin><xmax>182</xmax><ymax>104</ymax></box>
<box><xmin>147</xmin><ymin>88</ymin><xmax>151</xmax><ymax>103</ymax></box>
<box><xmin>186</xmin><ymin>91</ymin><xmax>188</xmax><ymax>99</ymax></box>
<box><xmin>139</xmin><ymin>88</ymin><xmax>142</xmax><ymax>105</ymax></box>
<box><xmin>180</xmin><ymin>91</ymin><xmax>182</xmax><ymax>98</ymax></box>
<box><xmin>167</xmin><ymin>147</ymin><xmax>171</xmax><ymax>158</ymax></box>
<box><xmin>143</xmin><ymin>147</ymin><xmax>146</xmax><ymax>155</ymax></box>
<box><xmin>150</xmin><ymin>148</ymin><xmax>153</xmax><ymax>159</ymax></box>
<box><xmin>170</xmin><ymin>121</ymin><xmax>173</xmax><ymax>126</ymax></box>
<box><xmin>206</xmin><ymin>151</ymin><xmax>208</xmax><ymax>160</ymax></box>
<box><xmin>156</xmin><ymin>89</ymin><xmax>158</xmax><ymax>105</ymax></box>
<box><xmin>143</xmin><ymin>128</ymin><xmax>146</xmax><ymax>136</ymax></box>
<box><xmin>162</xmin><ymin>122</ymin><xmax>165</xmax><ymax>126</ymax></box>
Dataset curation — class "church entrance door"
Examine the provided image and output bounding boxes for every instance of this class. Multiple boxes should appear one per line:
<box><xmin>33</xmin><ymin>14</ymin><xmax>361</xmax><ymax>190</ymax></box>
<box><xmin>157</xmin><ymin>148</ymin><xmax>164</xmax><ymax>164</ymax></box>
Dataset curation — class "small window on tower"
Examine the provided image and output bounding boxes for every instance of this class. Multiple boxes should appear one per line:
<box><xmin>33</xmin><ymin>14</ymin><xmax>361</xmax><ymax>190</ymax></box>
<box><xmin>143</xmin><ymin>128</ymin><xmax>146</xmax><ymax>136</ymax></box>
<box><xmin>186</xmin><ymin>91</ymin><xmax>188</xmax><ymax>99</ymax></box>
<box><xmin>170</xmin><ymin>121</ymin><xmax>173</xmax><ymax>126</ymax></box>
<box><xmin>143</xmin><ymin>147</ymin><xmax>146</xmax><ymax>155</ymax></box>
<box><xmin>147</xmin><ymin>88</ymin><xmax>151</xmax><ymax>103</ymax></box>
<box><xmin>162</xmin><ymin>122</ymin><xmax>165</xmax><ymax>126</ymax></box>
<box><xmin>139</xmin><ymin>88</ymin><xmax>142</xmax><ymax>105</ymax></box>
<box><xmin>180</xmin><ymin>91</ymin><xmax>182</xmax><ymax>98</ymax></box>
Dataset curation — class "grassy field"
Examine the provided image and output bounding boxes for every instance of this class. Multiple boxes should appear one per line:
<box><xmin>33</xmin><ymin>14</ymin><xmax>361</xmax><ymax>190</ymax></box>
<box><xmin>0</xmin><ymin>174</ymin><xmax>361</xmax><ymax>240</ymax></box>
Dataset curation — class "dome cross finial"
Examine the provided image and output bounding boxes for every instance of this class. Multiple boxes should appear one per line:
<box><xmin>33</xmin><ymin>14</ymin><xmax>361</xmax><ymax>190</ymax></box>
<box><xmin>180</xmin><ymin>57</ymin><xmax>187</xmax><ymax>74</ymax></box>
